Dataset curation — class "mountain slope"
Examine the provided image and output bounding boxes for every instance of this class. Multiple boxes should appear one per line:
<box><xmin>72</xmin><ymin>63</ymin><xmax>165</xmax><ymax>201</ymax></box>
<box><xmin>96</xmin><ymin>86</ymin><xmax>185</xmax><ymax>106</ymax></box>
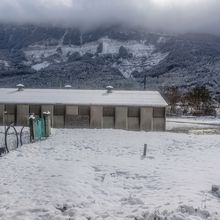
<box><xmin>0</xmin><ymin>24</ymin><xmax>220</xmax><ymax>93</ymax></box>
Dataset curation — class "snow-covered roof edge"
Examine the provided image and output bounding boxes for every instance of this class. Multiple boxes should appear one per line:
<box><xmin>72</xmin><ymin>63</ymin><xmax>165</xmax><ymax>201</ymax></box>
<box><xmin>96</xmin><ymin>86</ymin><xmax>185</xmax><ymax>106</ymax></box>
<box><xmin>0</xmin><ymin>88</ymin><xmax>168</xmax><ymax>107</ymax></box>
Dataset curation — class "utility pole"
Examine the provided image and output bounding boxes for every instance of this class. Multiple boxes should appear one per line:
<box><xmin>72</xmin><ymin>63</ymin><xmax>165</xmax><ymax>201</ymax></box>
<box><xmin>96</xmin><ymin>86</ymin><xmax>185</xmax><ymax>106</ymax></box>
<box><xmin>144</xmin><ymin>75</ymin><xmax>147</xmax><ymax>90</ymax></box>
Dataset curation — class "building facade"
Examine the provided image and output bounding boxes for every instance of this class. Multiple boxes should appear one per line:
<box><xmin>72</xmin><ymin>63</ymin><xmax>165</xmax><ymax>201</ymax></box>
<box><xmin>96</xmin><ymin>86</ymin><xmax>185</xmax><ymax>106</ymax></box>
<box><xmin>0</xmin><ymin>88</ymin><xmax>167</xmax><ymax>131</ymax></box>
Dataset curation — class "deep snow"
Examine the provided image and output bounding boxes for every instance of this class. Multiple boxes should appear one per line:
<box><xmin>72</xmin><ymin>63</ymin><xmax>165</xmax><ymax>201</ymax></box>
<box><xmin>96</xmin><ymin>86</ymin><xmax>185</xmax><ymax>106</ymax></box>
<box><xmin>0</xmin><ymin>127</ymin><xmax>220</xmax><ymax>219</ymax></box>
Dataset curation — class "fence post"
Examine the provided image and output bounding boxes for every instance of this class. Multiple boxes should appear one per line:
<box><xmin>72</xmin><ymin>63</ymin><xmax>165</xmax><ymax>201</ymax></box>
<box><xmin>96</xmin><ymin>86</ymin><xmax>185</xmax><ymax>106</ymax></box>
<box><xmin>43</xmin><ymin>112</ymin><xmax>51</xmax><ymax>137</ymax></box>
<box><xmin>3</xmin><ymin>111</ymin><xmax>8</xmax><ymax>133</ymax></box>
<box><xmin>29</xmin><ymin>114</ymin><xmax>35</xmax><ymax>142</ymax></box>
<box><xmin>143</xmin><ymin>144</ymin><xmax>147</xmax><ymax>157</ymax></box>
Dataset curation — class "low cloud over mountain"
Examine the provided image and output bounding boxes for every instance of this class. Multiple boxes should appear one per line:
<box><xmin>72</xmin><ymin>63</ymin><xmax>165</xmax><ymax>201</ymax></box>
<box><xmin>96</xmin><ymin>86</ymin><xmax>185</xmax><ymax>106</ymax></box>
<box><xmin>0</xmin><ymin>0</ymin><xmax>220</xmax><ymax>34</ymax></box>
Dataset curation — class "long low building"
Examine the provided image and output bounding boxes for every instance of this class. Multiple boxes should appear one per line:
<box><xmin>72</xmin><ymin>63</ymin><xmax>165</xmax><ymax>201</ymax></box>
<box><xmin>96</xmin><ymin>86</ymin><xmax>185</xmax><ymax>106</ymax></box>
<box><xmin>0</xmin><ymin>87</ymin><xmax>168</xmax><ymax>131</ymax></box>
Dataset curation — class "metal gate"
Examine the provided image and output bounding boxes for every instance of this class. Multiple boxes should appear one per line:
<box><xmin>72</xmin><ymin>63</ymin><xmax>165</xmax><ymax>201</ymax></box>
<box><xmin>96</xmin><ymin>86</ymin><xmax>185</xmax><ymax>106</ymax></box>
<box><xmin>33</xmin><ymin>118</ymin><xmax>45</xmax><ymax>141</ymax></box>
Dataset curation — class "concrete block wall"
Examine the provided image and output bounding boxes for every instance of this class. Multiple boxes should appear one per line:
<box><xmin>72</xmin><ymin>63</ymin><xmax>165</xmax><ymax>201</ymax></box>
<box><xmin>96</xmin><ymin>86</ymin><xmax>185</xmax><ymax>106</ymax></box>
<box><xmin>54</xmin><ymin>116</ymin><xmax>65</xmax><ymax>128</ymax></box>
<box><xmin>66</xmin><ymin>105</ymin><xmax>78</xmax><ymax>115</ymax></box>
<box><xmin>29</xmin><ymin>105</ymin><xmax>41</xmax><ymax>117</ymax></box>
<box><xmin>65</xmin><ymin>105</ymin><xmax>90</xmax><ymax>128</ymax></box>
<box><xmin>128</xmin><ymin>117</ymin><xmax>140</xmax><ymax>131</ymax></box>
<box><xmin>152</xmin><ymin>107</ymin><xmax>166</xmax><ymax>131</ymax></box>
<box><xmin>90</xmin><ymin>106</ymin><xmax>103</xmax><ymax>128</ymax></box>
<box><xmin>0</xmin><ymin>105</ymin><xmax>4</xmax><ymax>125</ymax></box>
<box><xmin>103</xmin><ymin>117</ymin><xmax>114</xmax><ymax>128</ymax></box>
<box><xmin>115</xmin><ymin>107</ymin><xmax>128</xmax><ymax>130</ymax></box>
<box><xmin>140</xmin><ymin>107</ymin><xmax>153</xmax><ymax>131</ymax></box>
<box><xmin>4</xmin><ymin>104</ymin><xmax>16</xmax><ymax>125</ymax></box>
<box><xmin>41</xmin><ymin>105</ymin><xmax>54</xmax><ymax>127</ymax></box>
<box><xmin>65</xmin><ymin>106</ymin><xmax>78</xmax><ymax>128</ymax></box>
<box><xmin>7</xmin><ymin>115</ymin><xmax>15</xmax><ymax>125</ymax></box>
<box><xmin>0</xmin><ymin>103</ymin><xmax>166</xmax><ymax>131</ymax></box>
<box><xmin>153</xmin><ymin>118</ymin><xmax>166</xmax><ymax>131</ymax></box>
<box><xmin>16</xmin><ymin>104</ymin><xmax>29</xmax><ymax>126</ymax></box>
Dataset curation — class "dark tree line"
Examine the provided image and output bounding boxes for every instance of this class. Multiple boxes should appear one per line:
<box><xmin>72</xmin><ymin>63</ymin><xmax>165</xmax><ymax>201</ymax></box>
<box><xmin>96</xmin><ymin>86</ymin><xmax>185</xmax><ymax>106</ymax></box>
<box><xmin>163</xmin><ymin>86</ymin><xmax>216</xmax><ymax>116</ymax></box>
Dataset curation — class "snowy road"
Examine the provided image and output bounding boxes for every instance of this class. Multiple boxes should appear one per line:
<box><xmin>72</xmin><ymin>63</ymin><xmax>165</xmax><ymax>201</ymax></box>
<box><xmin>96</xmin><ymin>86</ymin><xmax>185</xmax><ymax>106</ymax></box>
<box><xmin>167</xmin><ymin>117</ymin><xmax>220</xmax><ymax>134</ymax></box>
<box><xmin>0</xmin><ymin>129</ymin><xmax>220</xmax><ymax>219</ymax></box>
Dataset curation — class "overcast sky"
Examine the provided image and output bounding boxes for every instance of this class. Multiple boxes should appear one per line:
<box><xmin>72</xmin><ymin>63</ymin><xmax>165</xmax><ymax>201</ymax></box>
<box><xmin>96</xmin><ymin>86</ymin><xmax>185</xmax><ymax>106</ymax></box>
<box><xmin>0</xmin><ymin>0</ymin><xmax>219</xmax><ymax>34</ymax></box>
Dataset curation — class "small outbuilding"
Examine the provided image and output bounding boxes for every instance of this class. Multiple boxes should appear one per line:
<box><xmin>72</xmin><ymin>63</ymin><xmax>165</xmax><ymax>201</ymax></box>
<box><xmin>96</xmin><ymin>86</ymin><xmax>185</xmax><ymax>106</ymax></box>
<box><xmin>0</xmin><ymin>87</ymin><xmax>168</xmax><ymax>131</ymax></box>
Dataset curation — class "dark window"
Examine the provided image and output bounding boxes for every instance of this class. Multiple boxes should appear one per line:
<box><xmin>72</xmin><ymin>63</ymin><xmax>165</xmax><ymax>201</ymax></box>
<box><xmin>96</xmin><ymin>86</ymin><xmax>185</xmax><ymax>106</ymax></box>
<box><xmin>153</xmin><ymin>108</ymin><xmax>165</xmax><ymax>118</ymax></box>
<box><xmin>54</xmin><ymin>105</ymin><xmax>65</xmax><ymax>116</ymax></box>
<box><xmin>78</xmin><ymin>106</ymin><xmax>90</xmax><ymax>116</ymax></box>
<box><xmin>29</xmin><ymin>105</ymin><xmax>41</xmax><ymax>116</ymax></box>
<box><xmin>128</xmin><ymin>107</ymin><xmax>140</xmax><ymax>117</ymax></box>
<box><xmin>5</xmin><ymin>104</ymin><xmax>16</xmax><ymax>114</ymax></box>
<box><xmin>103</xmin><ymin>107</ymin><xmax>115</xmax><ymax>117</ymax></box>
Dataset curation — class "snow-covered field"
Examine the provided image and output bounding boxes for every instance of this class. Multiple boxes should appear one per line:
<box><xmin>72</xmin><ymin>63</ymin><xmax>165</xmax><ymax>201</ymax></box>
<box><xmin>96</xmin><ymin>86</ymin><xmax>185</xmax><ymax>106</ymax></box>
<box><xmin>167</xmin><ymin>117</ymin><xmax>220</xmax><ymax>134</ymax></box>
<box><xmin>0</xmin><ymin>118</ymin><xmax>220</xmax><ymax>219</ymax></box>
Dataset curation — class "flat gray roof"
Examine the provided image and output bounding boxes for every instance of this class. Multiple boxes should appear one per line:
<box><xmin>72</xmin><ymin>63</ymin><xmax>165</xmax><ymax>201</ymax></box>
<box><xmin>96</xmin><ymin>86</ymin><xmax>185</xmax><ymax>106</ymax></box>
<box><xmin>0</xmin><ymin>88</ymin><xmax>168</xmax><ymax>107</ymax></box>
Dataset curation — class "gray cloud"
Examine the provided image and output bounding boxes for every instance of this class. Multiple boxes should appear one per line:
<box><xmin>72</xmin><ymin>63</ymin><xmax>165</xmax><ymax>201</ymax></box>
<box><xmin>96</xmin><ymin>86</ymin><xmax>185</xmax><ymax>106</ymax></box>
<box><xmin>0</xmin><ymin>0</ymin><xmax>220</xmax><ymax>34</ymax></box>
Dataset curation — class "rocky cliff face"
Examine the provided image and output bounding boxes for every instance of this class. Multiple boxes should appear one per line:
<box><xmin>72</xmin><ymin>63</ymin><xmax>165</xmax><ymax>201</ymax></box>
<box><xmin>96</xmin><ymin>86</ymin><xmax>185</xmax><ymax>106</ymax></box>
<box><xmin>0</xmin><ymin>24</ymin><xmax>220</xmax><ymax>94</ymax></box>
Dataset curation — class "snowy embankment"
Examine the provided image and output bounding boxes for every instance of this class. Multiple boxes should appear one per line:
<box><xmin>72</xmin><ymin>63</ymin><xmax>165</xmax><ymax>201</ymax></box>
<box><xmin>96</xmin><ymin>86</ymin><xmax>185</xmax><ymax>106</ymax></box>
<box><xmin>0</xmin><ymin>129</ymin><xmax>220</xmax><ymax>219</ymax></box>
<box><xmin>167</xmin><ymin>116</ymin><xmax>220</xmax><ymax>134</ymax></box>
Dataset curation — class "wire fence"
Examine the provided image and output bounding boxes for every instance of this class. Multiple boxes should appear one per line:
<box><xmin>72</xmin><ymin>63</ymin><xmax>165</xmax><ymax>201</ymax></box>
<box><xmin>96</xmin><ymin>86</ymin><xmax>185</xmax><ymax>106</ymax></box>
<box><xmin>0</xmin><ymin>124</ymin><xmax>30</xmax><ymax>157</ymax></box>
<box><xmin>20</xmin><ymin>126</ymin><xmax>31</xmax><ymax>146</ymax></box>
<box><xmin>1</xmin><ymin>113</ymin><xmax>51</xmax><ymax>157</ymax></box>
<box><xmin>0</xmin><ymin>129</ymin><xmax>5</xmax><ymax>155</ymax></box>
